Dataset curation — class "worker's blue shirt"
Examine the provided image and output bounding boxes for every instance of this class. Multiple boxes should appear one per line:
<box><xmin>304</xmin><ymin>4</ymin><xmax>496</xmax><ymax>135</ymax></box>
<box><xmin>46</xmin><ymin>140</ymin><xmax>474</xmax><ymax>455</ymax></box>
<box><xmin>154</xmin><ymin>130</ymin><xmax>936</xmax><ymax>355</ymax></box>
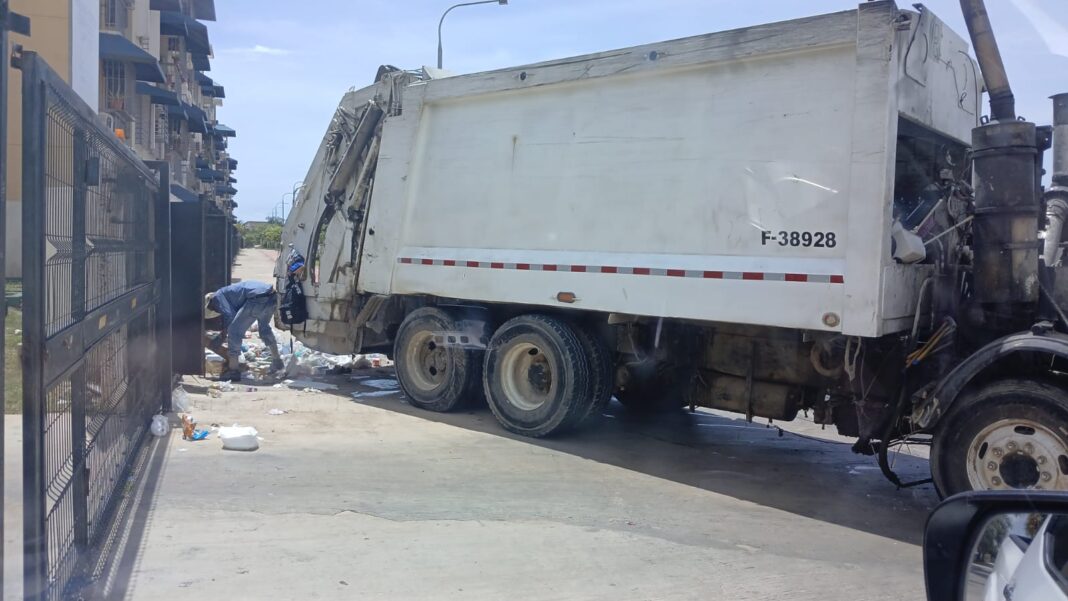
<box><xmin>213</xmin><ymin>281</ymin><xmax>274</xmax><ymax>329</ymax></box>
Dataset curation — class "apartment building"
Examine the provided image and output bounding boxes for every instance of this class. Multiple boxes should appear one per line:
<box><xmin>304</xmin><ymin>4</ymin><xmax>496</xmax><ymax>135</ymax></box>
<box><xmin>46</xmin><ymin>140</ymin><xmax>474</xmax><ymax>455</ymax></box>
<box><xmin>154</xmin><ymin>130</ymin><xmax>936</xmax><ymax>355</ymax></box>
<box><xmin>4</xmin><ymin>0</ymin><xmax>237</xmax><ymax>276</ymax></box>
<box><xmin>4</xmin><ymin>0</ymin><xmax>100</xmax><ymax>275</ymax></box>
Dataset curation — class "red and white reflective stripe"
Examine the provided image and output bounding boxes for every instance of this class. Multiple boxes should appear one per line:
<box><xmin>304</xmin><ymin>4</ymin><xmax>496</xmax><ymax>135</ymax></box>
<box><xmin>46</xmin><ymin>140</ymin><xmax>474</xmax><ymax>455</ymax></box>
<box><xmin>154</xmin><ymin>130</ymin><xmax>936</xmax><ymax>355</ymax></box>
<box><xmin>398</xmin><ymin>257</ymin><xmax>844</xmax><ymax>284</ymax></box>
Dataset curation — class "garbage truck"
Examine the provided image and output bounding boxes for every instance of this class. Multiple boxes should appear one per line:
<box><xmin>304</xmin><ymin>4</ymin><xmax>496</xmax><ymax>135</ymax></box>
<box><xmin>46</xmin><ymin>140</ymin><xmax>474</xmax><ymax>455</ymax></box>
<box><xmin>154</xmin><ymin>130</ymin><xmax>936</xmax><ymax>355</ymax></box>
<box><xmin>277</xmin><ymin>0</ymin><xmax>1068</xmax><ymax>496</ymax></box>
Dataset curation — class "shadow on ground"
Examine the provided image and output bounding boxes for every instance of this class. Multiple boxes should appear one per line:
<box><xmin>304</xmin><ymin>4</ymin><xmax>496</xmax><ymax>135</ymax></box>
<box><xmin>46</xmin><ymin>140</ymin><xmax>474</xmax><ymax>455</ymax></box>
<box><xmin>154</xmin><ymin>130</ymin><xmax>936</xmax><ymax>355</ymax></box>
<box><xmin>333</xmin><ymin>367</ymin><xmax>938</xmax><ymax>545</ymax></box>
<box><xmin>79</xmin><ymin>364</ymin><xmax>936</xmax><ymax>599</ymax></box>
<box><xmin>81</xmin><ymin>425</ymin><xmax>173</xmax><ymax>600</ymax></box>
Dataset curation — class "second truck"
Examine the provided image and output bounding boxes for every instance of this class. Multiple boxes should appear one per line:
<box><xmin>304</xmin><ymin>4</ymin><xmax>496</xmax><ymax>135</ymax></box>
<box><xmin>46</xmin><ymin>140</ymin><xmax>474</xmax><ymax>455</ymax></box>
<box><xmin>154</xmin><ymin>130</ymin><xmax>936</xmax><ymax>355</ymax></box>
<box><xmin>277</xmin><ymin>0</ymin><xmax>1068</xmax><ymax>496</ymax></box>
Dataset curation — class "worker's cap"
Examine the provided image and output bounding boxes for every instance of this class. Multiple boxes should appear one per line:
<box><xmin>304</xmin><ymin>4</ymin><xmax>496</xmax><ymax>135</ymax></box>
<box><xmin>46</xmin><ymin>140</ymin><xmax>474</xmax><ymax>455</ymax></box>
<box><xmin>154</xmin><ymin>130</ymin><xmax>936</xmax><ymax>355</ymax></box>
<box><xmin>204</xmin><ymin>292</ymin><xmax>220</xmax><ymax>319</ymax></box>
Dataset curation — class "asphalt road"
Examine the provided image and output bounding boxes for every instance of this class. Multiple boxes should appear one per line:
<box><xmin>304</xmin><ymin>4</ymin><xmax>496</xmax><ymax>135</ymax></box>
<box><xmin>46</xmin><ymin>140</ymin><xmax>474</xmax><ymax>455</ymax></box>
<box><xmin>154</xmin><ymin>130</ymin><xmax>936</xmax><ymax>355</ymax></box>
<box><xmin>83</xmin><ymin>249</ymin><xmax>940</xmax><ymax>600</ymax></box>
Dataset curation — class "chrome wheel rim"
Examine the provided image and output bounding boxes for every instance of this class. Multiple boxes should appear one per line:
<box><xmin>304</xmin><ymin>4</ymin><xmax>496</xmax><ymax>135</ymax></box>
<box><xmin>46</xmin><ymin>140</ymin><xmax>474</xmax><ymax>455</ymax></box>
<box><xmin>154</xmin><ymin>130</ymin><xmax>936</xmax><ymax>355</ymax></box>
<box><xmin>966</xmin><ymin>418</ymin><xmax>1068</xmax><ymax>491</ymax></box>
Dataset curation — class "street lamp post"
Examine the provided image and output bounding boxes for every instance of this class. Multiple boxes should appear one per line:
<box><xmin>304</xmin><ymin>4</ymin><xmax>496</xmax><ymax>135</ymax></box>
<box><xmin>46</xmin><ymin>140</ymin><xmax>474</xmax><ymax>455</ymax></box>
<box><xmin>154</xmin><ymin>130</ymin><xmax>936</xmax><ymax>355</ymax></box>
<box><xmin>437</xmin><ymin>0</ymin><xmax>508</xmax><ymax>70</ymax></box>
<box><xmin>280</xmin><ymin>192</ymin><xmax>292</xmax><ymax>221</ymax></box>
<box><xmin>281</xmin><ymin>180</ymin><xmax>304</xmax><ymax>222</ymax></box>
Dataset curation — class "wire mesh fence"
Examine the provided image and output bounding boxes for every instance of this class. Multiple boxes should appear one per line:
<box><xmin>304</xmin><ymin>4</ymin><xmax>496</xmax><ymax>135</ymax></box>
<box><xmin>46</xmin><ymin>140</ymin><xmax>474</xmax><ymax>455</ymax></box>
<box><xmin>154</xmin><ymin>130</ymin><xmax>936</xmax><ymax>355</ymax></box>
<box><xmin>19</xmin><ymin>51</ymin><xmax>169</xmax><ymax>601</ymax></box>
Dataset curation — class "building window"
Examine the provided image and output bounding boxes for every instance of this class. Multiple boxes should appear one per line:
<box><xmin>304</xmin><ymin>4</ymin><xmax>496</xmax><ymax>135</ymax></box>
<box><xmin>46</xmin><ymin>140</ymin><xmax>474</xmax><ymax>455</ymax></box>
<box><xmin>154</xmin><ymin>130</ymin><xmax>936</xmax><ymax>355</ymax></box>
<box><xmin>135</xmin><ymin>98</ymin><xmax>149</xmax><ymax>147</ymax></box>
<box><xmin>167</xmin><ymin>36</ymin><xmax>181</xmax><ymax>52</ymax></box>
<box><xmin>103</xmin><ymin>60</ymin><xmax>126</xmax><ymax>111</ymax></box>
<box><xmin>102</xmin><ymin>0</ymin><xmax>130</xmax><ymax>31</ymax></box>
<box><xmin>169</xmin><ymin>116</ymin><xmax>183</xmax><ymax>138</ymax></box>
<box><xmin>156</xmin><ymin>109</ymin><xmax>170</xmax><ymax>147</ymax></box>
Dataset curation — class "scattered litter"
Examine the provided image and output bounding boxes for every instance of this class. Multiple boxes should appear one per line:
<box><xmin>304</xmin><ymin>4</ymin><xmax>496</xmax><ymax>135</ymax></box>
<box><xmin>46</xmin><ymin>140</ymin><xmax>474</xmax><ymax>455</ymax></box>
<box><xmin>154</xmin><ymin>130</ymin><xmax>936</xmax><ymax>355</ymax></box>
<box><xmin>150</xmin><ymin>414</ymin><xmax>169</xmax><ymax>437</ymax></box>
<box><xmin>272</xmin><ymin>383</ymin><xmax>284</xmax><ymax>388</ymax></box>
<box><xmin>178</xmin><ymin>448</ymin><xmax>187</xmax><ymax>452</ymax></box>
<box><xmin>191</xmin><ymin>429</ymin><xmax>209</xmax><ymax>441</ymax></box>
<box><xmin>362</xmin><ymin>379</ymin><xmax>399</xmax><ymax>390</ymax></box>
<box><xmin>204</xmin><ymin>349</ymin><xmax>225</xmax><ymax>377</ymax></box>
<box><xmin>267</xmin><ymin>408</ymin><xmax>289</xmax><ymax>415</ymax></box>
<box><xmin>181</xmin><ymin>415</ymin><xmax>197</xmax><ymax>440</ymax></box>
<box><xmin>286</xmin><ymin>379</ymin><xmax>339</xmax><ymax>391</ymax></box>
<box><xmin>172</xmin><ymin>386</ymin><xmax>191</xmax><ymax>413</ymax></box>
<box><xmin>366</xmin><ymin>353</ymin><xmax>393</xmax><ymax>367</ymax></box>
<box><xmin>351</xmin><ymin>390</ymin><xmax>398</xmax><ymax>399</ymax></box>
<box><xmin>13</xmin><ymin>329</ymin><xmax>21</xmax><ymax>335</ymax></box>
<box><xmin>219</xmin><ymin>425</ymin><xmax>259</xmax><ymax>451</ymax></box>
<box><xmin>246</xmin><ymin>386</ymin><xmax>255</xmax><ymax>392</ymax></box>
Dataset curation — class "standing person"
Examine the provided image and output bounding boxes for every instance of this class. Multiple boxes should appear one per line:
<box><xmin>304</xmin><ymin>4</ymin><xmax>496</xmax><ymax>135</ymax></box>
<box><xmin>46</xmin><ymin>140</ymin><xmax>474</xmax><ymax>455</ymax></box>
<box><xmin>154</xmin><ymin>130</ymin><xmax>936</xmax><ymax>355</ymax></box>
<box><xmin>204</xmin><ymin>280</ymin><xmax>285</xmax><ymax>381</ymax></box>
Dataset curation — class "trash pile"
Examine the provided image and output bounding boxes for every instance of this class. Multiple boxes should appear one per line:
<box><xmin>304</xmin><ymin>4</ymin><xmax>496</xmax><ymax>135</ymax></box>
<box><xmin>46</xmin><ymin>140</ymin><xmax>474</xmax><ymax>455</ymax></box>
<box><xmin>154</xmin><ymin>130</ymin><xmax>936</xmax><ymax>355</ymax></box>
<box><xmin>205</xmin><ymin>326</ymin><xmax>392</xmax><ymax>380</ymax></box>
<box><xmin>151</xmin><ymin>386</ymin><xmax>261</xmax><ymax>451</ymax></box>
<box><xmin>279</xmin><ymin>339</ymin><xmax>392</xmax><ymax>377</ymax></box>
<box><xmin>205</xmin><ymin>349</ymin><xmax>225</xmax><ymax>377</ymax></box>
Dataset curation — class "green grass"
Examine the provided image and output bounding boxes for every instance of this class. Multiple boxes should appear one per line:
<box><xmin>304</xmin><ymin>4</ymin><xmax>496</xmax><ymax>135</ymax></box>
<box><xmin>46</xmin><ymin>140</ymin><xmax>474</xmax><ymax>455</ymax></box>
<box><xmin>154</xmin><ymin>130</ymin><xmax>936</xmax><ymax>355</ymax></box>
<box><xmin>5</xmin><ymin>307</ymin><xmax>21</xmax><ymax>413</ymax></box>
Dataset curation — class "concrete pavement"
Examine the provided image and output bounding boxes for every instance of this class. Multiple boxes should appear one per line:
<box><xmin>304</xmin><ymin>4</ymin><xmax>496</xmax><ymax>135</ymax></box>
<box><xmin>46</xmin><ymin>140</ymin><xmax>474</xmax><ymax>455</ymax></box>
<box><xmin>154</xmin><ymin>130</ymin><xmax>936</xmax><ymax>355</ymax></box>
<box><xmin>93</xmin><ymin>248</ymin><xmax>937</xmax><ymax>600</ymax></box>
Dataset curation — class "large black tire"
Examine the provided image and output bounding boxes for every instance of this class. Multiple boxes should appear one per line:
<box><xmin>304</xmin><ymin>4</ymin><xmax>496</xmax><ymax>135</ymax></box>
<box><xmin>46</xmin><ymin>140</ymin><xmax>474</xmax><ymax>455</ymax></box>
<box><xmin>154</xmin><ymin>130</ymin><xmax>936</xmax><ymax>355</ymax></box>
<box><xmin>572</xmin><ymin>324</ymin><xmax>614</xmax><ymax>423</ymax></box>
<box><xmin>615</xmin><ymin>363</ymin><xmax>690</xmax><ymax>413</ymax></box>
<box><xmin>931</xmin><ymin>378</ymin><xmax>1068</xmax><ymax>497</ymax></box>
<box><xmin>483</xmin><ymin>314</ymin><xmax>593</xmax><ymax>437</ymax></box>
<box><xmin>394</xmin><ymin>307</ymin><xmax>483</xmax><ymax>412</ymax></box>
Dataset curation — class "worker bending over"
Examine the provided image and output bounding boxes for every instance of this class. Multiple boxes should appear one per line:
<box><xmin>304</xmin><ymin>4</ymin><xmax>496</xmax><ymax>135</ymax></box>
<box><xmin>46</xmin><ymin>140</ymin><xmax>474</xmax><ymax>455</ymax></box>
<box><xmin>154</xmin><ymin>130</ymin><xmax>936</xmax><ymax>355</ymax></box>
<box><xmin>204</xmin><ymin>280</ymin><xmax>285</xmax><ymax>381</ymax></box>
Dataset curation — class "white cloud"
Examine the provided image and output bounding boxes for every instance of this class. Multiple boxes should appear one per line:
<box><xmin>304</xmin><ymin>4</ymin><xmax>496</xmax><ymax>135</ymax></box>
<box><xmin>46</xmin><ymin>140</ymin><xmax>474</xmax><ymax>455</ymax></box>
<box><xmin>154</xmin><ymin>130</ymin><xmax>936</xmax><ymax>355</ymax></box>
<box><xmin>224</xmin><ymin>44</ymin><xmax>292</xmax><ymax>57</ymax></box>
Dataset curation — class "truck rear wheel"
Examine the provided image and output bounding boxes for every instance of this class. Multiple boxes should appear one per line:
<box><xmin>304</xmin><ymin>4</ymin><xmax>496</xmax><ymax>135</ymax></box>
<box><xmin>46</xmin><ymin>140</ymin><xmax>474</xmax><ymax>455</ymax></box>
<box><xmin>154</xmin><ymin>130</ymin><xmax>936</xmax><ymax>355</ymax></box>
<box><xmin>931</xmin><ymin>378</ymin><xmax>1068</xmax><ymax>496</ymax></box>
<box><xmin>483</xmin><ymin>314</ymin><xmax>592</xmax><ymax>437</ymax></box>
<box><xmin>572</xmin><ymin>323</ymin><xmax>614</xmax><ymax>424</ymax></box>
<box><xmin>394</xmin><ymin>307</ymin><xmax>483</xmax><ymax>412</ymax></box>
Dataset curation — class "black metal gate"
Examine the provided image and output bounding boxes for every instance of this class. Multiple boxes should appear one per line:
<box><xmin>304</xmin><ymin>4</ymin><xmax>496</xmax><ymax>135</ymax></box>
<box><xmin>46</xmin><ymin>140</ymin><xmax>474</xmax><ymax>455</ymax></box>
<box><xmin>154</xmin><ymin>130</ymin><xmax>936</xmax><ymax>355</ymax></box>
<box><xmin>18</xmin><ymin>51</ymin><xmax>171</xmax><ymax>600</ymax></box>
<box><xmin>204</xmin><ymin>202</ymin><xmax>228</xmax><ymax>293</ymax></box>
<box><xmin>170</xmin><ymin>201</ymin><xmax>204</xmax><ymax>374</ymax></box>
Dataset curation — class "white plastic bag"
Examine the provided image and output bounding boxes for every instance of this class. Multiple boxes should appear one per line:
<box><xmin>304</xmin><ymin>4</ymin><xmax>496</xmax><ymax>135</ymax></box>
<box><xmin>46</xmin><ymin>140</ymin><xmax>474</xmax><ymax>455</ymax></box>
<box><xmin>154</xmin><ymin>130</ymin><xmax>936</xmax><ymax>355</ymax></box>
<box><xmin>172</xmin><ymin>386</ymin><xmax>191</xmax><ymax>413</ymax></box>
<box><xmin>219</xmin><ymin>425</ymin><xmax>259</xmax><ymax>451</ymax></box>
<box><xmin>150</xmin><ymin>414</ymin><xmax>169</xmax><ymax>437</ymax></box>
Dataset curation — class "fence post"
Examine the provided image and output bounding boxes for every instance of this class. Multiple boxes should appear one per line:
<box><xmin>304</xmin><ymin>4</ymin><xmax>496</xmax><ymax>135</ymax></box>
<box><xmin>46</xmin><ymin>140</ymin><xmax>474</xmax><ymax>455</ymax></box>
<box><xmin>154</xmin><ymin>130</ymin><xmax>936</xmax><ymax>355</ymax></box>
<box><xmin>68</xmin><ymin>127</ymin><xmax>89</xmax><ymax>582</ymax></box>
<box><xmin>146</xmin><ymin>161</ymin><xmax>173</xmax><ymax>410</ymax></box>
<box><xmin>19</xmin><ymin>51</ymin><xmax>49</xmax><ymax>601</ymax></box>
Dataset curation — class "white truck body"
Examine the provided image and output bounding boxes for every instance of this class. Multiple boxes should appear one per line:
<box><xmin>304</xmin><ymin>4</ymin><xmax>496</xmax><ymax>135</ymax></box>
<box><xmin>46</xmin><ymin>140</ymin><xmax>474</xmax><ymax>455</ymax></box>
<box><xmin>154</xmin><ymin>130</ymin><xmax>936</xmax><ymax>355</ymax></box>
<box><xmin>282</xmin><ymin>1</ymin><xmax>979</xmax><ymax>350</ymax></box>
<box><xmin>274</xmin><ymin>0</ymin><xmax>1068</xmax><ymax>496</ymax></box>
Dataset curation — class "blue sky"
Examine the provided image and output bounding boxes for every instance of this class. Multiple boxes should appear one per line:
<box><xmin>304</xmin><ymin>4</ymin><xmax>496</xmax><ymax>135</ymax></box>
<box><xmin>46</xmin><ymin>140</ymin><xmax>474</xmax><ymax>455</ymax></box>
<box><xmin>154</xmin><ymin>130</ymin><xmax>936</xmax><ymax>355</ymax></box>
<box><xmin>204</xmin><ymin>0</ymin><xmax>1068</xmax><ymax>222</ymax></box>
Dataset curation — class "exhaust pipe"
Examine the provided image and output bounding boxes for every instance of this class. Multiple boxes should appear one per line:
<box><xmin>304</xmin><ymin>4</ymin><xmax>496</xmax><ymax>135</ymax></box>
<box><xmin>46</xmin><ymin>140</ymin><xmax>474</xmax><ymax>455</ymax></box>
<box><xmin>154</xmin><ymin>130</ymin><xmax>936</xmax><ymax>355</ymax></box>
<box><xmin>960</xmin><ymin>0</ymin><xmax>1040</xmax><ymax>304</ymax></box>
<box><xmin>959</xmin><ymin>0</ymin><xmax>1015</xmax><ymax>121</ymax></box>
<box><xmin>1045</xmin><ymin>93</ymin><xmax>1068</xmax><ymax>266</ymax></box>
<box><xmin>1053</xmin><ymin>93</ymin><xmax>1068</xmax><ymax>188</ymax></box>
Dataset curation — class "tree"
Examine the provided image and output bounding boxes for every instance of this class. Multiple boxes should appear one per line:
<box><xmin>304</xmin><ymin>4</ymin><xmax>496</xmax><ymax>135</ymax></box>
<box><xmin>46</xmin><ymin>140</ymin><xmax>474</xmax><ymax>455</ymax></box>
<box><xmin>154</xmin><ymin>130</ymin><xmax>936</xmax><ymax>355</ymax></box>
<box><xmin>266</xmin><ymin>215</ymin><xmax>283</xmax><ymax>225</ymax></box>
<box><xmin>239</xmin><ymin>221</ymin><xmax>283</xmax><ymax>249</ymax></box>
<box><xmin>260</xmin><ymin>223</ymin><xmax>282</xmax><ymax>248</ymax></box>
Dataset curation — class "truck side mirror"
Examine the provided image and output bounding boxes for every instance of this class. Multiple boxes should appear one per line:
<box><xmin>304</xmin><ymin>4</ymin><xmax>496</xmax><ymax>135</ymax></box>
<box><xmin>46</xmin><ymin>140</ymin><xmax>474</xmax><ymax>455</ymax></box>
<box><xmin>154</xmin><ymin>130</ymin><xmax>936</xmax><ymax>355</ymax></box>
<box><xmin>924</xmin><ymin>491</ymin><xmax>1068</xmax><ymax>600</ymax></box>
